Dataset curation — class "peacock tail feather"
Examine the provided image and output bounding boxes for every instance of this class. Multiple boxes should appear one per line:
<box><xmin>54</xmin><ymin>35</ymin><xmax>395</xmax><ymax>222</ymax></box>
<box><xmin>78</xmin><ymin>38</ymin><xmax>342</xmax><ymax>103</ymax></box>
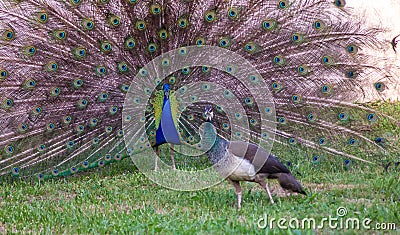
<box><xmin>0</xmin><ymin>0</ymin><xmax>398</xmax><ymax>181</ymax></box>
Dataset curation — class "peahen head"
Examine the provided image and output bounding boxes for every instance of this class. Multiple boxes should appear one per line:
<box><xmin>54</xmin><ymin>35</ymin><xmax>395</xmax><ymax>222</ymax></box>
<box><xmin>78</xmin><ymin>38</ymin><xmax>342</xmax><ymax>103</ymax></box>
<box><xmin>204</xmin><ymin>105</ymin><xmax>214</xmax><ymax>122</ymax></box>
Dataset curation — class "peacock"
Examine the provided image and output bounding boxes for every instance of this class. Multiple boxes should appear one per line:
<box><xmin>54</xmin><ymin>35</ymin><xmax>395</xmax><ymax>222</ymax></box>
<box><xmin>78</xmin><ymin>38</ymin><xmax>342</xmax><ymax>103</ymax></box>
<box><xmin>202</xmin><ymin>105</ymin><xmax>306</xmax><ymax>209</ymax></box>
<box><xmin>0</xmin><ymin>0</ymin><xmax>399</xmax><ymax>184</ymax></box>
<box><xmin>150</xmin><ymin>83</ymin><xmax>179</xmax><ymax>171</ymax></box>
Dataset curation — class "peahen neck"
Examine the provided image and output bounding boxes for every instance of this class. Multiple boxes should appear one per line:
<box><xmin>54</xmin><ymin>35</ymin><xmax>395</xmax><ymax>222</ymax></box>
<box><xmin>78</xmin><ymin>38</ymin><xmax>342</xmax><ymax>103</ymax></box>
<box><xmin>203</xmin><ymin>120</ymin><xmax>228</xmax><ymax>165</ymax></box>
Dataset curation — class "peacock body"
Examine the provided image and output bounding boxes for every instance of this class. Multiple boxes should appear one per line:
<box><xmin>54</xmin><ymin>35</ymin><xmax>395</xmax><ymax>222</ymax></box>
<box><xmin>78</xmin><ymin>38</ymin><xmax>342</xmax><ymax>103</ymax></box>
<box><xmin>0</xmin><ymin>0</ymin><xmax>398</xmax><ymax>181</ymax></box>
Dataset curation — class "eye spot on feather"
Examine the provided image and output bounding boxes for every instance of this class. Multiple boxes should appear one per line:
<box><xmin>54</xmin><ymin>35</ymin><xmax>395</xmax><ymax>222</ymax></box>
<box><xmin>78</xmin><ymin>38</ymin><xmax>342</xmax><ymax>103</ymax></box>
<box><xmin>367</xmin><ymin>113</ymin><xmax>378</xmax><ymax>122</ymax></box>
<box><xmin>249</xmin><ymin>74</ymin><xmax>259</xmax><ymax>83</ymax></box>
<box><xmin>66</xmin><ymin>141</ymin><xmax>75</xmax><ymax>150</ymax></box>
<box><xmin>322</xmin><ymin>55</ymin><xmax>335</xmax><ymax>66</ymax></box>
<box><xmin>178</xmin><ymin>17</ymin><xmax>189</xmax><ymax>28</ymax></box>
<box><xmin>262</xmin><ymin>19</ymin><xmax>277</xmax><ymax>31</ymax></box>
<box><xmin>53</xmin><ymin>30</ymin><xmax>67</xmax><ymax>40</ymax></box>
<box><xmin>219</xmin><ymin>37</ymin><xmax>231</xmax><ymax>48</ymax></box>
<box><xmin>196</xmin><ymin>37</ymin><xmax>205</xmax><ymax>46</ymax></box>
<box><xmin>227</xmin><ymin>7</ymin><xmax>239</xmax><ymax>20</ymax></box>
<box><xmin>150</xmin><ymin>4</ymin><xmax>162</xmax><ymax>15</ymax></box>
<box><xmin>179</xmin><ymin>47</ymin><xmax>187</xmax><ymax>55</ymax></box>
<box><xmin>127</xmin><ymin>0</ymin><xmax>137</xmax><ymax>4</ymax></box>
<box><xmin>345</xmin><ymin>70</ymin><xmax>357</xmax><ymax>79</ymax></box>
<box><xmin>108</xmin><ymin>15</ymin><xmax>121</xmax><ymax>27</ymax></box>
<box><xmin>148</xmin><ymin>43</ymin><xmax>158</xmax><ymax>53</ymax></box>
<box><xmin>81</xmin><ymin>18</ymin><xmax>94</xmax><ymax>30</ymax></box>
<box><xmin>100</xmin><ymin>41</ymin><xmax>112</xmax><ymax>53</ymax></box>
<box><xmin>69</xmin><ymin>0</ymin><xmax>83</xmax><ymax>6</ymax></box>
<box><xmin>338</xmin><ymin>112</ymin><xmax>349</xmax><ymax>121</ymax></box>
<box><xmin>0</xmin><ymin>69</ymin><xmax>8</xmax><ymax>81</ymax></box>
<box><xmin>244</xmin><ymin>42</ymin><xmax>257</xmax><ymax>53</ymax></box>
<box><xmin>125</xmin><ymin>37</ymin><xmax>136</xmax><ymax>49</ymax></box>
<box><xmin>307</xmin><ymin>113</ymin><xmax>316</xmax><ymax>122</ymax></box>
<box><xmin>297</xmin><ymin>65</ymin><xmax>310</xmax><ymax>76</ymax></box>
<box><xmin>37</xmin><ymin>144</ymin><xmax>46</xmax><ymax>153</ymax></box>
<box><xmin>18</xmin><ymin>123</ymin><xmax>28</xmax><ymax>133</ymax></box>
<box><xmin>289</xmin><ymin>138</ymin><xmax>297</xmax><ymax>145</ymax></box>
<box><xmin>117</xmin><ymin>62</ymin><xmax>129</xmax><ymax>73</ymax></box>
<box><xmin>273</xmin><ymin>55</ymin><xmax>285</xmax><ymax>66</ymax></box>
<box><xmin>75</xmin><ymin>125</ymin><xmax>85</xmax><ymax>134</ymax></box>
<box><xmin>204</xmin><ymin>10</ymin><xmax>217</xmax><ymax>23</ymax></box>
<box><xmin>278</xmin><ymin>0</ymin><xmax>289</xmax><ymax>10</ymax></box>
<box><xmin>334</xmin><ymin>0</ymin><xmax>346</xmax><ymax>8</ymax></box>
<box><xmin>32</xmin><ymin>106</ymin><xmax>43</xmax><ymax>115</ymax></box>
<box><xmin>272</xmin><ymin>82</ymin><xmax>282</xmax><ymax>92</ymax></box>
<box><xmin>346</xmin><ymin>45</ymin><xmax>358</xmax><ymax>54</ymax></box>
<box><xmin>182</xmin><ymin>67</ymin><xmax>190</xmax><ymax>75</ymax></box>
<box><xmin>374</xmin><ymin>82</ymin><xmax>385</xmax><ymax>92</ymax></box>
<box><xmin>2</xmin><ymin>98</ymin><xmax>14</xmax><ymax>109</ymax></box>
<box><xmin>158</xmin><ymin>29</ymin><xmax>168</xmax><ymax>40</ymax></box>
<box><xmin>105</xmin><ymin>126</ymin><xmax>113</xmax><ymax>134</ymax></box>
<box><xmin>312</xmin><ymin>156</ymin><xmax>321</xmax><ymax>164</ymax></box>
<box><xmin>202</xmin><ymin>66</ymin><xmax>210</xmax><ymax>73</ymax></box>
<box><xmin>313</xmin><ymin>19</ymin><xmax>325</xmax><ymax>30</ymax></box>
<box><xmin>12</xmin><ymin>167</ymin><xmax>19</xmax><ymax>176</ymax></box>
<box><xmin>3</xmin><ymin>28</ymin><xmax>15</xmax><ymax>41</ymax></box>
<box><xmin>47</xmin><ymin>123</ymin><xmax>56</xmax><ymax>132</ymax></box>
<box><xmin>23</xmin><ymin>45</ymin><xmax>37</xmax><ymax>57</ymax></box>
<box><xmin>73</xmin><ymin>78</ymin><xmax>83</xmax><ymax>89</ymax></box>
<box><xmin>321</xmin><ymin>84</ymin><xmax>332</xmax><ymax>94</ymax></box>
<box><xmin>291</xmin><ymin>33</ymin><xmax>304</xmax><ymax>44</ymax></box>
<box><xmin>318</xmin><ymin>138</ymin><xmax>327</xmax><ymax>146</ymax></box>
<box><xmin>109</xmin><ymin>106</ymin><xmax>118</xmax><ymax>115</ymax></box>
<box><xmin>77</xmin><ymin>99</ymin><xmax>88</xmax><ymax>109</ymax></box>
<box><xmin>348</xmin><ymin>138</ymin><xmax>357</xmax><ymax>146</ymax></box>
<box><xmin>136</xmin><ymin>20</ymin><xmax>146</xmax><ymax>31</ymax></box>
<box><xmin>36</xmin><ymin>12</ymin><xmax>48</xmax><ymax>24</ymax></box>
<box><xmin>291</xmin><ymin>95</ymin><xmax>301</xmax><ymax>103</ymax></box>
<box><xmin>63</xmin><ymin>116</ymin><xmax>72</xmax><ymax>125</ymax></box>
<box><xmin>95</xmin><ymin>66</ymin><xmax>107</xmax><ymax>76</ymax></box>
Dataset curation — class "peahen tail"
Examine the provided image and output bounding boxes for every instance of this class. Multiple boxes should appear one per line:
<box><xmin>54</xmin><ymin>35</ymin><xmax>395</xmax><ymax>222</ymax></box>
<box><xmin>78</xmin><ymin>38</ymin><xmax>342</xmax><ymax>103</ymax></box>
<box><xmin>0</xmin><ymin>0</ymin><xmax>398</xmax><ymax>181</ymax></box>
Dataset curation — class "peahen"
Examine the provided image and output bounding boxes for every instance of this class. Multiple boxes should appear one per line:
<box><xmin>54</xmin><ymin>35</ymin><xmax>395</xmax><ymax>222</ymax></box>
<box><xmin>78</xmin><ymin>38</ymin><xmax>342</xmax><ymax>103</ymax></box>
<box><xmin>202</xmin><ymin>106</ymin><xmax>306</xmax><ymax>209</ymax></box>
<box><xmin>0</xmin><ymin>0</ymin><xmax>398</xmax><ymax>182</ymax></box>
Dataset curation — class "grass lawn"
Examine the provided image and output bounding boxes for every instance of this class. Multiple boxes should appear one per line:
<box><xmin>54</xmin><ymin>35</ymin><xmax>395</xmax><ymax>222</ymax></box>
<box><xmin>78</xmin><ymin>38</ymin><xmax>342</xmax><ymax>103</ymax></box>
<box><xmin>0</xmin><ymin>103</ymin><xmax>399</xmax><ymax>234</ymax></box>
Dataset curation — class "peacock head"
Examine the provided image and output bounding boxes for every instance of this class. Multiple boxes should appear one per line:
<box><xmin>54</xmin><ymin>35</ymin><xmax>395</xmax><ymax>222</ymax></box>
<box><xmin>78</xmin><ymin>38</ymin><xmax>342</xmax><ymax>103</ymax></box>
<box><xmin>204</xmin><ymin>105</ymin><xmax>214</xmax><ymax>122</ymax></box>
<box><xmin>163</xmin><ymin>83</ymin><xmax>170</xmax><ymax>98</ymax></box>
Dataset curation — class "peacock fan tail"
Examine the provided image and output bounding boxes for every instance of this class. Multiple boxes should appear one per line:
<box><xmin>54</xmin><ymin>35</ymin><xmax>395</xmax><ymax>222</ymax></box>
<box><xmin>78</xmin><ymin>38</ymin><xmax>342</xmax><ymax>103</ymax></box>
<box><xmin>0</xmin><ymin>0</ymin><xmax>398</xmax><ymax>181</ymax></box>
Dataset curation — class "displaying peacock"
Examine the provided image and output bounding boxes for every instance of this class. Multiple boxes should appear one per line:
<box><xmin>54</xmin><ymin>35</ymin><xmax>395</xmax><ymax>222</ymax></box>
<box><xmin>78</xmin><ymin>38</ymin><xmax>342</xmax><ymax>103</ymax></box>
<box><xmin>150</xmin><ymin>83</ymin><xmax>179</xmax><ymax>171</ymax></box>
<box><xmin>0</xmin><ymin>0</ymin><xmax>399</xmax><ymax>183</ymax></box>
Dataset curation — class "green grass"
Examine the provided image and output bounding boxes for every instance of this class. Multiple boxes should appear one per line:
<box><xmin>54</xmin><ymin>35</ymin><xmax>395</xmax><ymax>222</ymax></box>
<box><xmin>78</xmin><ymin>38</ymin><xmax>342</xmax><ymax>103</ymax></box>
<box><xmin>0</xmin><ymin>102</ymin><xmax>399</xmax><ymax>234</ymax></box>
<box><xmin>0</xmin><ymin>157</ymin><xmax>398</xmax><ymax>234</ymax></box>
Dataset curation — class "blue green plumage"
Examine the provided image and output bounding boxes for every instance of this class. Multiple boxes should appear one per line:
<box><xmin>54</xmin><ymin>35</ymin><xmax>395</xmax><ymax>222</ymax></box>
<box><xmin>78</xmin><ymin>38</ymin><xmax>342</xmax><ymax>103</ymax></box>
<box><xmin>153</xmin><ymin>84</ymin><xmax>180</xmax><ymax>147</ymax></box>
<box><xmin>0</xmin><ymin>0</ymin><xmax>398</xmax><ymax>181</ymax></box>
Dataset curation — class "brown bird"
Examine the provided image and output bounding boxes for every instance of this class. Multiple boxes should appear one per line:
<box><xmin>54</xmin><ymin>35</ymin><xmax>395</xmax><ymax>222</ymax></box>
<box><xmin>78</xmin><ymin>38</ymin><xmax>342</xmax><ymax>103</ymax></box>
<box><xmin>202</xmin><ymin>107</ymin><xmax>306</xmax><ymax>209</ymax></box>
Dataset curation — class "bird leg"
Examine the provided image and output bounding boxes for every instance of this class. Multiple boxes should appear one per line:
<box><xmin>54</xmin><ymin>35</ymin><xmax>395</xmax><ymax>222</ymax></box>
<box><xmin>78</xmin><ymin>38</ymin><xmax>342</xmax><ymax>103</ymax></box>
<box><xmin>255</xmin><ymin>176</ymin><xmax>275</xmax><ymax>204</ymax></box>
<box><xmin>229</xmin><ymin>180</ymin><xmax>242</xmax><ymax>209</ymax></box>
<box><xmin>154</xmin><ymin>146</ymin><xmax>159</xmax><ymax>172</ymax></box>
<box><xmin>169</xmin><ymin>144</ymin><xmax>176</xmax><ymax>170</ymax></box>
